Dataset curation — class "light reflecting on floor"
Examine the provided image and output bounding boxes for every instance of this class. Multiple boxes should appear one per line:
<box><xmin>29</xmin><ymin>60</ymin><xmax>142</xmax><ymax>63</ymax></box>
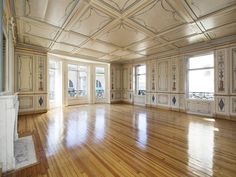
<box><xmin>136</xmin><ymin>112</ymin><xmax>147</xmax><ymax>149</ymax></box>
<box><xmin>46</xmin><ymin>109</ymin><xmax>64</xmax><ymax>156</ymax></box>
<box><xmin>95</xmin><ymin>108</ymin><xmax>105</xmax><ymax>141</ymax></box>
<box><xmin>188</xmin><ymin>122</ymin><xmax>215</xmax><ymax>176</ymax></box>
<box><xmin>66</xmin><ymin>111</ymin><xmax>88</xmax><ymax>147</ymax></box>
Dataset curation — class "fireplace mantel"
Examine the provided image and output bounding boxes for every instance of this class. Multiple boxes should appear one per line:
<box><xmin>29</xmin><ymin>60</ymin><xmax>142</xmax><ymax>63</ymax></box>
<box><xmin>0</xmin><ymin>93</ymin><xmax>19</xmax><ymax>172</ymax></box>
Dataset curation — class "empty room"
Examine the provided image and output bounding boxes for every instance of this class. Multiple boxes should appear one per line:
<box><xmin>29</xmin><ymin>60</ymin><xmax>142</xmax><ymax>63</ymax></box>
<box><xmin>1</xmin><ymin>0</ymin><xmax>236</xmax><ymax>176</ymax></box>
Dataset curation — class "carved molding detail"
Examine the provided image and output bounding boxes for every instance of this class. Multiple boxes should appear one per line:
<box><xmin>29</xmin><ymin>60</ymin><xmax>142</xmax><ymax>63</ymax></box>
<box><xmin>71</xmin><ymin>6</ymin><xmax>113</xmax><ymax>36</ymax></box>
<box><xmin>99</xmin><ymin>0</ymin><xmax>140</xmax><ymax>13</ymax></box>
<box><xmin>232</xmin><ymin>48</ymin><xmax>236</xmax><ymax>93</ymax></box>
<box><xmin>130</xmin><ymin>0</ymin><xmax>184</xmax><ymax>33</ymax></box>
<box><xmin>215</xmin><ymin>49</ymin><xmax>227</xmax><ymax>94</ymax></box>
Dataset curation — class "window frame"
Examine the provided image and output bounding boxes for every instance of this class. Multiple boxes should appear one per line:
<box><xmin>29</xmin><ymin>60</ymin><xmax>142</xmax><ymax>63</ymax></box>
<box><xmin>67</xmin><ymin>64</ymin><xmax>88</xmax><ymax>98</ymax></box>
<box><xmin>135</xmin><ymin>65</ymin><xmax>146</xmax><ymax>96</ymax></box>
<box><xmin>186</xmin><ymin>52</ymin><xmax>214</xmax><ymax>100</ymax></box>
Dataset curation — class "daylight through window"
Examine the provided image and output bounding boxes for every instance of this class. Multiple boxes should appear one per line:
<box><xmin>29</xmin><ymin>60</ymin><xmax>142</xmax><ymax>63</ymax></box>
<box><xmin>187</xmin><ymin>53</ymin><xmax>214</xmax><ymax>100</ymax></box>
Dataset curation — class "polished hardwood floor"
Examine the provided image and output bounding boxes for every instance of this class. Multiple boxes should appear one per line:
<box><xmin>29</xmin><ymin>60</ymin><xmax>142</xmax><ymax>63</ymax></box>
<box><xmin>13</xmin><ymin>104</ymin><xmax>236</xmax><ymax>176</ymax></box>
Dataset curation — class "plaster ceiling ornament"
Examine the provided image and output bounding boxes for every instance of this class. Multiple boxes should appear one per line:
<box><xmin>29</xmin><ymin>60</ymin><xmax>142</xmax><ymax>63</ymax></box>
<box><xmin>98</xmin><ymin>0</ymin><xmax>140</xmax><ymax>13</ymax></box>
<box><xmin>13</xmin><ymin>0</ymin><xmax>236</xmax><ymax>62</ymax></box>
<box><xmin>98</xmin><ymin>22</ymin><xmax>147</xmax><ymax>47</ymax></box>
<box><xmin>24</xmin><ymin>0</ymin><xmax>79</xmax><ymax>27</ymax></box>
<box><xmin>70</xmin><ymin>6</ymin><xmax>113</xmax><ymax>36</ymax></box>
<box><xmin>130</xmin><ymin>0</ymin><xmax>185</xmax><ymax>34</ymax></box>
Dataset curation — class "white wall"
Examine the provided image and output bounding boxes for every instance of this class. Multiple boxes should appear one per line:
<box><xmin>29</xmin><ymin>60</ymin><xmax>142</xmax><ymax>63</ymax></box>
<box><xmin>111</xmin><ymin>44</ymin><xmax>236</xmax><ymax>120</ymax></box>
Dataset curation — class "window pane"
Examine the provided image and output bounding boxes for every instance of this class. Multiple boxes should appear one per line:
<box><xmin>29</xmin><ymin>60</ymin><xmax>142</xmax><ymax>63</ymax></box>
<box><xmin>137</xmin><ymin>65</ymin><xmax>146</xmax><ymax>74</ymax></box>
<box><xmin>138</xmin><ymin>75</ymin><xmax>146</xmax><ymax>91</ymax></box>
<box><xmin>189</xmin><ymin>69</ymin><xmax>214</xmax><ymax>93</ymax></box>
<box><xmin>96</xmin><ymin>67</ymin><xmax>105</xmax><ymax>99</ymax></box>
<box><xmin>68</xmin><ymin>64</ymin><xmax>78</xmax><ymax>97</ymax></box>
<box><xmin>78</xmin><ymin>70</ymin><xmax>87</xmax><ymax>96</ymax></box>
<box><xmin>136</xmin><ymin>65</ymin><xmax>146</xmax><ymax>95</ymax></box>
<box><xmin>189</xmin><ymin>54</ymin><xmax>214</xmax><ymax>69</ymax></box>
<box><xmin>49</xmin><ymin>69</ymin><xmax>55</xmax><ymax>100</ymax></box>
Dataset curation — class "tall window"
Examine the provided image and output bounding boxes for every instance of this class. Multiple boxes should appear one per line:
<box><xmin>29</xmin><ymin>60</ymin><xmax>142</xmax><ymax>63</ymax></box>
<box><xmin>49</xmin><ymin>60</ymin><xmax>62</xmax><ymax>108</ymax></box>
<box><xmin>95</xmin><ymin>67</ymin><xmax>105</xmax><ymax>99</ymax></box>
<box><xmin>68</xmin><ymin>64</ymin><xmax>88</xmax><ymax>97</ymax></box>
<box><xmin>187</xmin><ymin>53</ymin><xmax>214</xmax><ymax>100</ymax></box>
<box><xmin>135</xmin><ymin>65</ymin><xmax>146</xmax><ymax>95</ymax></box>
<box><xmin>49</xmin><ymin>61</ymin><xmax>57</xmax><ymax>101</ymax></box>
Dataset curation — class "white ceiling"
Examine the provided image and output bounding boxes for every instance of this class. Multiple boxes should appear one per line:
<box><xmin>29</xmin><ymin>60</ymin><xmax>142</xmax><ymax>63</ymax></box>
<box><xmin>14</xmin><ymin>0</ymin><xmax>236</xmax><ymax>62</ymax></box>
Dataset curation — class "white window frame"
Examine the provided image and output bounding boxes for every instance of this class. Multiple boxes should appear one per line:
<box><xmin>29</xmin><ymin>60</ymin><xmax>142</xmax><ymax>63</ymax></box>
<box><xmin>135</xmin><ymin>65</ymin><xmax>146</xmax><ymax>96</ymax></box>
<box><xmin>67</xmin><ymin>64</ymin><xmax>89</xmax><ymax>99</ymax></box>
<box><xmin>187</xmin><ymin>52</ymin><xmax>214</xmax><ymax>100</ymax></box>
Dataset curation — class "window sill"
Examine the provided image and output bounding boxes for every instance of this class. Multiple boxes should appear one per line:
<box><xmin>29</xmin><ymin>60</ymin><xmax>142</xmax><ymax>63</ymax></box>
<box><xmin>186</xmin><ymin>98</ymin><xmax>214</xmax><ymax>102</ymax></box>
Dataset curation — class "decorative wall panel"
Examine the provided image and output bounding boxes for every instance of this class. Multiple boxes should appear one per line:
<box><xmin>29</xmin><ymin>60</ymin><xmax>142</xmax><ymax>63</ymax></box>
<box><xmin>18</xmin><ymin>95</ymin><xmax>34</xmax><ymax>112</ymax></box>
<box><xmin>157</xmin><ymin>60</ymin><xmax>169</xmax><ymax>92</ymax></box>
<box><xmin>215</xmin><ymin>49</ymin><xmax>228</xmax><ymax>94</ymax></box>
<box><xmin>128</xmin><ymin>65</ymin><xmax>133</xmax><ymax>91</ymax></box>
<box><xmin>116</xmin><ymin>69</ymin><xmax>121</xmax><ymax>90</ymax></box>
<box><xmin>171</xmin><ymin>94</ymin><xmax>179</xmax><ymax>109</ymax></box>
<box><xmin>179</xmin><ymin>94</ymin><xmax>185</xmax><ymax>111</ymax></box>
<box><xmin>35</xmin><ymin>56</ymin><xmax>47</xmax><ymax>93</ymax></box>
<box><xmin>230</xmin><ymin>97</ymin><xmax>236</xmax><ymax>116</ymax></box>
<box><xmin>35</xmin><ymin>94</ymin><xmax>47</xmax><ymax>110</ymax></box>
<box><xmin>171</xmin><ymin>58</ymin><xmax>179</xmax><ymax>93</ymax></box>
<box><xmin>150</xmin><ymin>61</ymin><xmax>156</xmax><ymax>92</ymax></box>
<box><xmin>15</xmin><ymin>51</ymin><xmax>48</xmax><ymax>114</ymax></box>
<box><xmin>111</xmin><ymin>67</ymin><xmax>115</xmax><ymax>90</ymax></box>
<box><xmin>186</xmin><ymin>100</ymin><xmax>213</xmax><ymax>116</ymax></box>
<box><xmin>215</xmin><ymin>96</ymin><xmax>230</xmax><ymax>115</ymax></box>
<box><xmin>157</xmin><ymin>93</ymin><xmax>170</xmax><ymax>107</ymax></box>
<box><xmin>123</xmin><ymin>68</ymin><xmax>128</xmax><ymax>90</ymax></box>
<box><xmin>232</xmin><ymin>48</ymin><xmax>236</xmax><ymax>94</ymax></box>
<box><xmin>17</xmin><ymin>54</ymin><xmax>34</xmax><ymax>92</ymax></box>
<box><xmin>151</xmin><ymin>93</ymin><xmax>156</xmax><ymax>105</ymax></box>
<box><xmin>178</xmin><ymin>57</ymin><xmax>186</xmax><ymax>93</ymax></box>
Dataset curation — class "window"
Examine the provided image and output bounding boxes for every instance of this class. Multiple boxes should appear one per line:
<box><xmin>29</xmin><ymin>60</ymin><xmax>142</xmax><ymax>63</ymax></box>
<box><xmin>49</xmin><ymin>60</ymin><xmax>62</xmax><ymax>108</ymax></box>
<box><xmin>135</xmin><ymin>65</ymin><xmax>146</xmax><ymax>95</ymax></box>
<box><xmin>187</xmin><ymin>53</ymin><xmax>214</xmax><ymax>100</ymax></box>
<box><xmin>95</xmin><ymin>67</ymin><xmax>105</xmax><ymax>99</ymax></box>
<box><xmin>49</xmin><ymin>61</ymin><xmax>57</xmax><ymax>101</ymax></box>
<box><xmin>68</xmin><ymin>64</ymin><xmax>88</xmax><ymax>97</ymax></box>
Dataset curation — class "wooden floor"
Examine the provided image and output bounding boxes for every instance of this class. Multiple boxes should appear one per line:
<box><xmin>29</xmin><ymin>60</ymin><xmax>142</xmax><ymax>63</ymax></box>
<box><xmin>12</xmin><ymin>104</ymin><xmax>236</xmax><ymax>176</ymax></box>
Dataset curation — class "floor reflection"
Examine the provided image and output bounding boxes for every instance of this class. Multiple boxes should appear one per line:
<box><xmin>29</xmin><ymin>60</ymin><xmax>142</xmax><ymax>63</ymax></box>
<box><xmin>66</xmin><ymin>111</ymin><xmax>88</xmax><ymax>147</ymax></box>
<box><xmin>188</xmin><ymin>122</ymin><xmax>214</xmax><ymax>176</ymax></box>
<box><xmin>136</xmin><ymin>112</ymin><xmax>147</xmax><ymax>149</ymax></box>
<box><xmin>47</xmin><ymin>109</ymin><xmax>64</xmax><ymax>156</ymax></box>
<box><xmin>95</xmin><ymin>108</ymin><xmax>105</xmax><ymax>141</ymax></box>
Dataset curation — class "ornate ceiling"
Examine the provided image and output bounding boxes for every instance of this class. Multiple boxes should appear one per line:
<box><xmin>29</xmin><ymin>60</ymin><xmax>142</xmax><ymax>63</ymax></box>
<box><xmin>14</xmin><ymin>0</ymin><xmax>236</xmax><ymax>62</ymax></box>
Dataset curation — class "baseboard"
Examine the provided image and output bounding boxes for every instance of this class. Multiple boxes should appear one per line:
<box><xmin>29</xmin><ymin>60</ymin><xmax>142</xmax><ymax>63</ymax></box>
<box><xmin>110</xmin><ymin>101</ymin><xmax>123</xmax><ymax>104</ymax></box>
<box><xmin>214</xmin><ymin>114</ymin><xmax>236</xmax><ymax>121</ymax></box>
<box><xmin>19</xmin><ymin>110</ymin><xmax>47</xmax><ymax>115</ymax></box>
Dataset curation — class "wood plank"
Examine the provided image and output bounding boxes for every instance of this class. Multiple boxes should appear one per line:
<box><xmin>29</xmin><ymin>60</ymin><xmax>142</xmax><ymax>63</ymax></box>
<box><xmin>4</xmin><ymin>104</ymin><xmax>236</xmax><ymax>177</ymax></box>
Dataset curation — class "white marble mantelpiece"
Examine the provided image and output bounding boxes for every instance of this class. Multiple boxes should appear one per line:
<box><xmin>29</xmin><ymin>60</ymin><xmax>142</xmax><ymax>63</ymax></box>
<box><xmin>0</xmin><ymin>93</ymin><xmax>19</xmax><ymax>172</ymax></box>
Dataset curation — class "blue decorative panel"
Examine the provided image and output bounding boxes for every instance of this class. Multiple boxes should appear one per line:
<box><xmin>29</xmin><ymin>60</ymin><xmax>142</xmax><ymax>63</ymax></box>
<box><xmin>172</xmin><ymin>96</ymin><xmax>176</xmax><ymax>105</ymax></box>
<box><xmin>152</xmin><ymin>95</ymin><xmax>155</xmax><ymax>103</ymax></box>
<box><xmin>39</xmin><ymin>97</ymin><xmax>43</xmax><ymax>106</ymax></box>
<box><xmin>218</xmin><ymin>99</ymin><xmax>224</xmax><ymax>111</ymax></box>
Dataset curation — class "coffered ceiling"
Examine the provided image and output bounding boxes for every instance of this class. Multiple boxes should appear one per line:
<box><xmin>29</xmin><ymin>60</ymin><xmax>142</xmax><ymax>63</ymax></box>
<box><xmin>14</xmin><ymin>0</ymin><xmax>236</xmax><ymax>62</ymax></box>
